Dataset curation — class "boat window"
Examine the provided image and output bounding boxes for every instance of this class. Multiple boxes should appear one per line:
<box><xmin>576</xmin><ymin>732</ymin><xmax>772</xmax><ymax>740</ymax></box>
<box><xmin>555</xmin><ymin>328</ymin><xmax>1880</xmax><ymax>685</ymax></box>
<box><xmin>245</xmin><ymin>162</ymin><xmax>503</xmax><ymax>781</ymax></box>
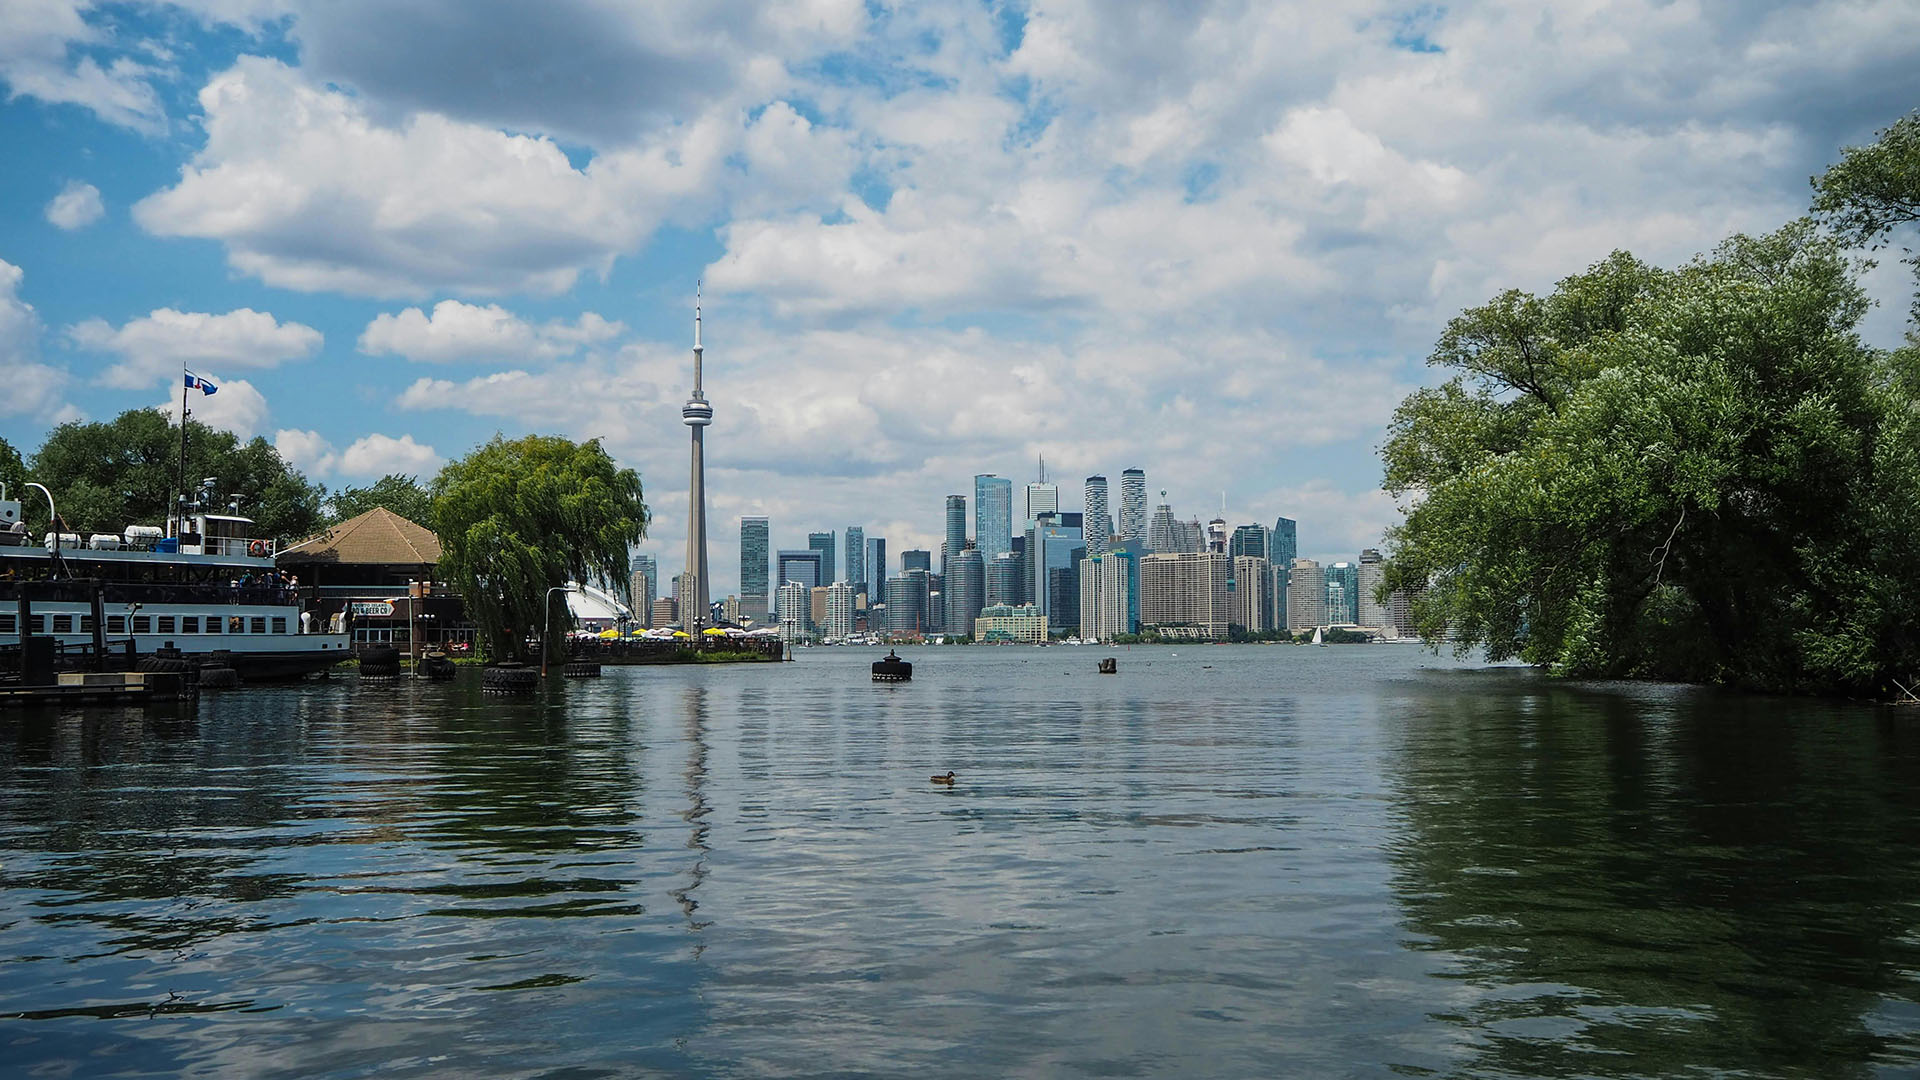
<box><xmin>181</xmin><ymin>616</ymin><xmax>198</xmax><ymax>634</ymax></box>
<box><xmin>229</xmin><ymin>616</ymin><xmax>244</xmax><ymax>633</ymax></box>
<box><xmin>133</xmin><ymin>616</ymin><xmax>151</xmax><ymax>633</ymax></box>
<box><xmin>0</xmin><ymin>614</ymin><xmax>14</xmax><ymax>633</ymax></box>
<box><xmin>271</xmin><ymin>617</ymin><xmax>287</xmax><ymax>634</ymax></box>
<box><xmin>30</xmin><ymin>615</ymin><xmax>45</xmax><ymax>633</ymax></box>
<box><xmin>157</xmin><ymin>616</ymin><xmax>175</xmax><ymax>633</ymax></box>
<box><xmin>108</xmin><ymin>616</ymin><xmax>126</xmax><ymax>633</ymax></box>
<box><xmin>80</xmin><ymin>616</ymin><xmax>95</xmax><ymax>632</ymax></box>
<box><xmin>251</xmin><ymin>617</ymin><xmax>267</xmax><ymax>635</ymax></box>
<box><xmin>52</xmin><ymin>615</ymin><xmax>73</xmax><ymax>633</ymax></box>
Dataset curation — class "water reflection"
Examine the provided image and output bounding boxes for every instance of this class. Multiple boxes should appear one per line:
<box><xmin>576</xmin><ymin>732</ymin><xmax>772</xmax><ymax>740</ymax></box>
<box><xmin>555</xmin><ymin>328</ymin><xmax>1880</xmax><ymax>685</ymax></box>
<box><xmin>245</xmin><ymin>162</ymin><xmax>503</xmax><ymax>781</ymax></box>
<box><xmin>670</xmin><ymin>684</ymin><xmax>712</xmax><ymax>935</ymax></box>
<box><xmin>1382</xmin><ymin>672</ymin><xmax>1920</xmax><ymax>1077</ymax></box>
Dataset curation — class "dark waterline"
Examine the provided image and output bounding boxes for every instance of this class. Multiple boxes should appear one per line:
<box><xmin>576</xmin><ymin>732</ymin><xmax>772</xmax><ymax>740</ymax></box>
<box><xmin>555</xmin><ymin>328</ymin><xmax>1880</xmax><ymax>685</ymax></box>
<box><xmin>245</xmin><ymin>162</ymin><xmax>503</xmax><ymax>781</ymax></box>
<box><xmin>2</xmin><ymin>646</ymin><xmax>1917</xmax><ymax>1078</ymax></box>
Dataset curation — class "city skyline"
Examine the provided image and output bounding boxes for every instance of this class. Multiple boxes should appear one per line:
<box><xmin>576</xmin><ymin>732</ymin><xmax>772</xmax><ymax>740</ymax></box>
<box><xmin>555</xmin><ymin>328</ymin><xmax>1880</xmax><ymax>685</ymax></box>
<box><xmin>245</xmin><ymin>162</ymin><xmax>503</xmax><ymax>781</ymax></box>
<box><xmin>4</xmin><ymin>3</ymin><xmax>1914</xmax><ymax>612</ymax></box>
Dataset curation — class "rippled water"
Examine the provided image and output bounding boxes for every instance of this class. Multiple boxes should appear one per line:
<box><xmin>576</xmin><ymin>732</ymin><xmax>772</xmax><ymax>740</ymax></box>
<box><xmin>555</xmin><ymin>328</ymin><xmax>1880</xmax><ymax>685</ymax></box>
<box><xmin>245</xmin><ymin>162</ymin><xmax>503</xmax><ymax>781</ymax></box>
<box><xmin>3</xmin><ymin>646</ymin><xmax>1918</xmax><ymax>1077</ymax></box>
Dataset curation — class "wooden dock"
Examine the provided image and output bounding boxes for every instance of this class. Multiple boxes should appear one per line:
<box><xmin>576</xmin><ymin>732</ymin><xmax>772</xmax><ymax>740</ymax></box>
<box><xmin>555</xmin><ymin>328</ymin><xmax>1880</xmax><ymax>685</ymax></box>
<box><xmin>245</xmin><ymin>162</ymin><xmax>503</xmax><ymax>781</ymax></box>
<box><xmin>0</xmin><ymin>671</ymin><xmax>197</xmax><ymax>708</ymax></box>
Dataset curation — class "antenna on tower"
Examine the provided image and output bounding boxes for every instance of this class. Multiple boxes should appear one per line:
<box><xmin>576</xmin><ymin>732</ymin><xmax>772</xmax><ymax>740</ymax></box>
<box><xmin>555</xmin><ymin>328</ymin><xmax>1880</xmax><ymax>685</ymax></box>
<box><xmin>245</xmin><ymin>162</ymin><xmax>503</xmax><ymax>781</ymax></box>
<box><xmin>694</xmin><ymin>279</ymin><xmax>702</xmax><ymax>350</ymax></box>
<box><xmin>1038</xmin><ymin>454</ymin><xmax>1047</xmax><ymax>484</ymax></box>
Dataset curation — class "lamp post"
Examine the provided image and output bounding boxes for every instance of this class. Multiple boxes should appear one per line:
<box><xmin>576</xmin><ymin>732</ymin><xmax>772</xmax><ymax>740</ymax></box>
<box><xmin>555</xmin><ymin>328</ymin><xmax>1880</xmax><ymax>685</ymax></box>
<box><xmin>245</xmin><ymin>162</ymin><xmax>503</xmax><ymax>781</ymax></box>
<box><xmin>542</xmin><ymin>584</ymin><xmax>577</xmax><ymax>677</ymax></box>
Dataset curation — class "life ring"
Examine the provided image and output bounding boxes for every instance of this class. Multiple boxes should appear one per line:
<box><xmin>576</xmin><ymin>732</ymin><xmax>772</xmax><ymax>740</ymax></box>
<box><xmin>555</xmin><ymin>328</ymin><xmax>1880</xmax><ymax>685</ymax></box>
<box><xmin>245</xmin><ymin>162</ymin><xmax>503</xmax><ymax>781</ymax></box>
<box><xmin>248</xmin><ymin>540</ymin><xmax>269</xmax><ymax>557</ymax></box>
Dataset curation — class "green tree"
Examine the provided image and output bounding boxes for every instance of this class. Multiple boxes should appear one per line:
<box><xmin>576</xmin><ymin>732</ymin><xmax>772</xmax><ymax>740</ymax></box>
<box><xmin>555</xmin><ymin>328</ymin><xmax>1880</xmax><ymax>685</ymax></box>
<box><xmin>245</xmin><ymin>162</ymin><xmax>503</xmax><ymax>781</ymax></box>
<box><xmin>1381</xmin><ymin>224</ymin><xmax>1920</xmax><ymax>696</ymax></box>
<box><xmin>324</xmin><ymin>473</ymin><xmax>435</xmax><ymax>526</ymax></box>
<box><xmin>431</xmin><ymin>434</ymin><xmax>647</xmax><ymax>664</ymax></box>
<box><xmin>27</xmin><ymin>409</ymin><xmax>322</xmax><ymax>541</ymax></box>
<box><xmin>0</xmin><ymin>436</ymin><xmax>23</xmax><ymax>500</ymax></box>
<box><xmin>1812</xmin><ymin>110</ymin><xmax>1920</xmax><ymax>325</ymax></box>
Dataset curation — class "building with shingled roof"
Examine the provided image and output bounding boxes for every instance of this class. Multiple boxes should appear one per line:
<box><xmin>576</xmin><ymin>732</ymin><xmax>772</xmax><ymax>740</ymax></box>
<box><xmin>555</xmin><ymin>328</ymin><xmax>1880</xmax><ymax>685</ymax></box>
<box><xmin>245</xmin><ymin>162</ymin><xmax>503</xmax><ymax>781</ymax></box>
<box><xmin>277</xmin><ymin>507</ymin><xmax>471</xmax><ymax>652</ymax></box>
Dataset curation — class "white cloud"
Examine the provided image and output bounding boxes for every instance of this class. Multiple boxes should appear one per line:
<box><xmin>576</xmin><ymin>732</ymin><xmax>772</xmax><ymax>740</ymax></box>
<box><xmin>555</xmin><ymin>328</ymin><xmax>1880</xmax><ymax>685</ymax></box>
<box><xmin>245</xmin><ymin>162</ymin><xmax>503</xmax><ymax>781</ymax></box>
<box><xmin>44</xmin><ymin>180</ymin><xmax>104</xmax><ymax>229</ymax></box>
<box><xmin>272</xmin><ymin>428</ymin><xmax>442</xmax><ymax>480</ymax></box>
<box><xmin>0</xmin><ymin>256</ymin><xmax>74</xmax><ymax>422</ymax></box>
<box><xmin>69</xmin><ymin>306</ymin><xmax>323</xmax><ymax>388</ymax></box>
<box><xmin>0</xmin><ymin>0</ymin><xmax>166</xmax><ymax>132</ymax></box>
<box><xmin>154</xmin><ymin>374</ymin><xmax>269</xmax><ymax>437</ymax></box>
<box><xmin>358</xmin><ymin>300</ymin><xmax>621</xmax><ymax>363</ymax></box>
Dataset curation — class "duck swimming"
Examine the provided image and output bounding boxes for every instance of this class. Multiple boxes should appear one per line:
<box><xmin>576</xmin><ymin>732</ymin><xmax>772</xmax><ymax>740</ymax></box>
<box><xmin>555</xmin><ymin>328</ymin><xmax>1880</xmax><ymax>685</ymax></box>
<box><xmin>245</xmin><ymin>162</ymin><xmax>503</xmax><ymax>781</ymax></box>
<box><xmin>930</xmin><ymin>771</ymin><xmax>956</xmax><ymax>785</ymax></box>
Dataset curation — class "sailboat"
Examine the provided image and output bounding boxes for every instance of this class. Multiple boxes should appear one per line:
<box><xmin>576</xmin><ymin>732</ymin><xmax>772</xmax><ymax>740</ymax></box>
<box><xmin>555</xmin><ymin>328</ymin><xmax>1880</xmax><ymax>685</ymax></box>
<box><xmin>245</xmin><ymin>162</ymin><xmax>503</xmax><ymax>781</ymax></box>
<box><xmin>1311</xmin><ymin>626</ymin><xmax>1326</xmax><ymax>647</ymax></box>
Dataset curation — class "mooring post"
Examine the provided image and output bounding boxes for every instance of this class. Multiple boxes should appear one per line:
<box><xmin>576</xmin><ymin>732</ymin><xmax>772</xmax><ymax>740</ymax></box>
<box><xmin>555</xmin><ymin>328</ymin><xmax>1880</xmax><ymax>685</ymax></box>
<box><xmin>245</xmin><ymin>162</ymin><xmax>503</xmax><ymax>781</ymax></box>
<box><xmin>90</xmin><ymin>581</ymin><xmax>106</xmax><ymax>672</ymax></box>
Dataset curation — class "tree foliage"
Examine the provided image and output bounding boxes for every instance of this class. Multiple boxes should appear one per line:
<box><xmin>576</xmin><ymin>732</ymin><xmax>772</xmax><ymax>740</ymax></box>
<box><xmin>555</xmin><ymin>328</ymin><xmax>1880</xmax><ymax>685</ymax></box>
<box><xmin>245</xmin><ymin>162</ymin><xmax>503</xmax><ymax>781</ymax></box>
<box><xmin>1812</xmin><ymin>110</ymin><xmax>1920</xmax><ymax>325</ymax></box>
<box><xmin>27</xmin><ymin>409</ymin><xmax>323</xmax><ymax>541</ymax></box>
<box><xmin>431</xmin><ymin>434</ymin><xmax>648</xmax><ymax>663</ymax></box>
<box><xmin>0</xmin><ymin>436</ymin><xmax>23</xmax><ymax>500</ymax></box>
<box><xmin>1381</xmin><ymin>223</ymin><xmax>1920</xmax><ymax>696</ymax></box>
<box><xmin>324</xmin><ymin>474</ymin><xmax>435</xmax><ymax>526</ymax></box>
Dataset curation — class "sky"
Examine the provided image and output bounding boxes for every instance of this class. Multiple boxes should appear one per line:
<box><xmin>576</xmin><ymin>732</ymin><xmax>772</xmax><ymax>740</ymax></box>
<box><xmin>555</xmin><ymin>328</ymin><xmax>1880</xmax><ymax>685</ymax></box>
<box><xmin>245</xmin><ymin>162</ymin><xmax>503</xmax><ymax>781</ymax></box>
<box><xmin>1</xmin><ymin>1</ymin><xmax>1917</xmax><ymax>595</ymax></box>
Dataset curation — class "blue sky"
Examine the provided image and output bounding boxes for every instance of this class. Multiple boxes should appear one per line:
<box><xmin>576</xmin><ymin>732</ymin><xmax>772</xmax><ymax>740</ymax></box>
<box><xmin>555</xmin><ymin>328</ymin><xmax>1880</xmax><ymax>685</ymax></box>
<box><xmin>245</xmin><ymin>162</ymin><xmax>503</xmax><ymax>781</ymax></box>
<box><xmin>2</xmin><ymin>0</ymin><xmax>1917</xmax><ymax>594</ymax></box>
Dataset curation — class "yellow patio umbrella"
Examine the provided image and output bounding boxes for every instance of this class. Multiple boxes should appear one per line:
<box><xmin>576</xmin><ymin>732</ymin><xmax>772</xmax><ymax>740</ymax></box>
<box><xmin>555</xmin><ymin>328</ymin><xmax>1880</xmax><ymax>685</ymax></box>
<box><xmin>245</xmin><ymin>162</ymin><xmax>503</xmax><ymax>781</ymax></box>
<box><xmin>598</xmin><ymin>628</ymin><xmax>621</xmax><ymax>639</ymax></box>
<box><xmin>703</xmin><ymin>627</ymin><xmax>729</xmax><ymax>636</ymax></box>
<box><xmin>672</xmin><ymin>630</ymin><xmax>691</xmax><ymax>639</ymax></box>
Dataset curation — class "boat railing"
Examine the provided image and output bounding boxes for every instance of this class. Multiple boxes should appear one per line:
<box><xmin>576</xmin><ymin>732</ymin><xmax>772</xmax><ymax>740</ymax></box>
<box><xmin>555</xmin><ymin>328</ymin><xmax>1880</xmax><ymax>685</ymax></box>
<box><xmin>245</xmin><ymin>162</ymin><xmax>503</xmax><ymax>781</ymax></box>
<box><xmin>0</xmin><ymin>580</ymin><xmax>301</xmax><ymax>607</ymax></box>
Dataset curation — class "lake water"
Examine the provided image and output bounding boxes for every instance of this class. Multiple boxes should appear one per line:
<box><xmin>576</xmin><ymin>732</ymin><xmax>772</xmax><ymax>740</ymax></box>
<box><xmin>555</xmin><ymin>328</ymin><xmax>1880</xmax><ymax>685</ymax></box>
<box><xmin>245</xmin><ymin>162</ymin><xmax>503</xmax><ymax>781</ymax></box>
<box><xmin>3</xmin><ymin>645</ymin><xmax>1918</xmax><ymax>1078</ymax></box>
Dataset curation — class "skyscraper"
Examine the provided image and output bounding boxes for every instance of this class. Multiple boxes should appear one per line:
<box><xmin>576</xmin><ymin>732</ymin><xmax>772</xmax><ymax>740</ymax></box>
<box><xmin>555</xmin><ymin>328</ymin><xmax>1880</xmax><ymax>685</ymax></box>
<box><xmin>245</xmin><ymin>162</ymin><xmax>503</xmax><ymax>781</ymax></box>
<box><xmin>1357</xmin><ymin>548</ymin><xmax>1387</xmax><ymax>628</ymax></box>
<box><xmin>1327</xmin><ymin>561</ymin><xmax>1359</xmax><ymax>625</ymax></box>
<box><xmin>974</xmin><ymin>474</ymin><xmax>1013</xmax><ymax>562</ymax></box>
<box><xmin>1148</xmin><ymin>495</ymin><xmax>1180</xmax><ymax>553</ymax></box>
<box><xmin>808</xmin><ymin>531</ymin><xmax>836</xmax><ymax>585</ymax></box>
<box><xmin>944</xmin><ymin>495</ymin><xmax>967</xmax><ymax>574</ymax></box>
<box><xmin>946</xmin><ymin>547</ymin><xmax>985</xmax><ymax>639</ymax></box>
<box><xmin>680</xmin><ymin>285</ymin><xmax>714</xmax><ymax>634</ymax></box>
<box><xmin>1139</xmin><ymin>552</ymin><xmax>1231</xmax><ymax>639</ymax></box>
<box><xmin>1271</xmin><ymin>517</ymin><xmax>1298</xmax><ymax>564</ymax></box>
<box><xmin>1120</xmin><ymin>468</ymin><xmax>1148</xmax><ymax>543</ymax></box>
<box><xmin>987</xmin><ymin>551</ymin><xmax>1023</xmax><ymax>607</ymax></box>
<box><xmin>1287</xmin><ymin>559</ymin><xmax>1327</xmax><ymax>630</ymax></box>
<box><xmin>1025</xmin><ymin>457</ymin><xmax>1058</xmax><ymax>524</ymax></box>
<box><xmin>1229</xmin><ymin>523</ymin><xmax>1270</xmax><ymax>561</ymax></box>
<box><xmin>902</xmin><ymin>549</ymin><xmax>931</xmax><ymax>573</ymax></box>
<box><xmin>846</xmin><ymin>525</ymin><xmax>865</xmax><ymax>596</ymax></box>
<box><xmin>1083</xmin><ymin>475</ymin><xmax>1109</xmax><ymax>557</ymax></box>
<box><xmin>775</xmin><ymin>549</ymin><xmax>823</xmax><ymax>614</ymax></box>
<box><xmin>1026</xmin><ymin>518</ymin><xmax>1084</xmax><ymax>628</ymax></box>
<box><xmin>739</xmin><ymin>516</ymin><xmax>769</xmax><ymax>622</ymax></box>
<box><xmin>868</xmin><ymin>536</ymin><xmax>887</xmax><ymax>588</ymax></box>
<box><xmin>824</xmin><ymin>581</ymin><xmax>855</xmax><ymax>639</ymax></box>
<box><xmin>629</xmin><ymin>554</ymin><xmax>657</xmax><ymax>628</ymax></box>
<box><xmin>1232</xmin><ymin>555</ymin><xmax>1276</xmax><ymax>631</ymax></box>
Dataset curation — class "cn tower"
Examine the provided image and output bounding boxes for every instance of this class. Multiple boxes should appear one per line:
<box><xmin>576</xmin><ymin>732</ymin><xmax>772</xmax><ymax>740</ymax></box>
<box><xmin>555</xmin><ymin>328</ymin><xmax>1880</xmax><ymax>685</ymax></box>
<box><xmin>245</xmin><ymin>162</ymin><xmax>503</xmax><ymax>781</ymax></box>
<box><xmin>681</xmin><ymin>283</ymin><xmax>713</xmax><ymax>634</ymax></box>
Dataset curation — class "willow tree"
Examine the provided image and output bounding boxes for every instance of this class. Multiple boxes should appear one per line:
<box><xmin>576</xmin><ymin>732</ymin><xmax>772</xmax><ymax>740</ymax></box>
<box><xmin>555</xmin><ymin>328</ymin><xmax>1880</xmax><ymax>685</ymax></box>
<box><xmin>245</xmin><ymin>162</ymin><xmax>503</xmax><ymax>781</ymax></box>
<box><xmin>431</xmin><ymin>435</ymin><xmax>647</xmax><ymax>664</ymax></box>
<box><xmin>1381</xmin><ymin>224</ymin><xmax>1920</xmax><ymax>696</ymax></box>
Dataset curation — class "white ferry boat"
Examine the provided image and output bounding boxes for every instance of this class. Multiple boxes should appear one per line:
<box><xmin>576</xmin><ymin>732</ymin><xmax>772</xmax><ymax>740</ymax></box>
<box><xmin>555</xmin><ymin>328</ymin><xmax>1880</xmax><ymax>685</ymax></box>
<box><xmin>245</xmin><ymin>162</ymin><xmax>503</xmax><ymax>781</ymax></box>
<box><xmin>1</xmin><ymin>484</ymin><xmax>352</xmax><ymax>680</ymax></box>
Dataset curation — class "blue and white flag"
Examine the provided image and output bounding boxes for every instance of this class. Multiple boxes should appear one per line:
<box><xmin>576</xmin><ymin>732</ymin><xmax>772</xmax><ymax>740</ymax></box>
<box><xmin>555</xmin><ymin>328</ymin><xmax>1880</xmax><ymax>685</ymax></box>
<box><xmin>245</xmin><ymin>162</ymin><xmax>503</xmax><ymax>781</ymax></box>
<box><xmin>184</xmin><ymin>372</ymin><xmax>218</xmax><ymax>396</ymax></box>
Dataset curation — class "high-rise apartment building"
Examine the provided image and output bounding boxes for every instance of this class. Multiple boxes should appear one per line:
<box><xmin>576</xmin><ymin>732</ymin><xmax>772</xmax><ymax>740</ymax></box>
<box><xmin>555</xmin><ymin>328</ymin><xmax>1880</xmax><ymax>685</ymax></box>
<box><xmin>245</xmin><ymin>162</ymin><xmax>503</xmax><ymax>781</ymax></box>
<box><xmin>777</xmin><ymin>580</ymin><xmax>810</xmax><ymax>641</ymax></box>
<box><xmin>1327</xmin><ymin>561</ymin><xmax>1358</xmax><ymax>625</ymax></box>
<box><xmin>974</xmin><ymin>603</ymin><xmax>1047</xmax><ymax>643</ymax></box>
<box><xmin>846</xmin><ymin>525</ymin><xmax>865</xmax><ymax>596</ymax></box>
<box><xmin>884</xmin><ymin>574</ymin><xmax>926</xmax><ymax>638</ymax></box>
<box><xmin>652</xmin><ymin>596</ymin><xmax>677</xmax><ymax>627</ymax></box>
<box><xmin>1119</xmin><ymin>468</ymin><xmax>1148</xmax><ymax>543</ymax></box>
<box><xmin>944</xmin><ymin>495</ymin><xmax>967</xmax><ymax>574</ymax></box>
<box><xmin>1271</xmin><ymin>517</ymin><xmax>1298</xmax><ymax>564</ymax></box>
<box><xmin>1083</xmin><ymin>476</ymin><xmax>1110</xmax><ymax>557</ymax></box>
<box><xmin>1231</xmin><ymin>555</ymin><xmax>1276</xmax><ymax>632</ymax></box>
<box><xmin>739</xmin><ymin>516</ymin><xmax>768</xmax><ymax>621</ymax></box>
<box><xmin>824</xmin><ymin>582</ymin><xmax>855</xmax><ymax>639</ymax></box>
<box><xmin>629</xmin><ymin>554</ymin><xmax>657</xmax><ymax>628</ymax></box>
<box><xmin>1078</xmin><ymin>544</ymin><xmax>1141</xmax><ymax>641</ymax></box>
<box><xmin>1139</xmin><ymin>551</ymin><xmax>1231</xmax><ymax>639</ymax></box>
<box><xmin>868</xmin><ymin>537</ymin><xmax>886</xmax><ymax>588</ymax></box>
<box><xmin>810</xmin><ymin>586</ymin><xmax>830</xmax><ymax>631</ymax></box>
<box><xmin>808</xmin><ymin>531</ymin><xmax>836</xmax><ymax>586</ymax></box>
<box><xmin>974</xmin><ymin>474</ymin><xmax>1013</xmax><ymax>562</ymax></box>
<box><xmin>1357</xmin><ymin>549</ymin><xmax>1387</xmax><ymax>628</ymax></box>
<box><xmin>1287</xmin><ymin>558</ymin><xmax>1328</xmax><ymax>630</ymax></box>
<box><xmin>902</xmin><ymin>549</ymin><xmax>931</xmax><ymax>573</ymax></box>
<box><xmin>945</xmin><ymin>547</ymin><xmax>985</xmax><ymax>639</ymax></box>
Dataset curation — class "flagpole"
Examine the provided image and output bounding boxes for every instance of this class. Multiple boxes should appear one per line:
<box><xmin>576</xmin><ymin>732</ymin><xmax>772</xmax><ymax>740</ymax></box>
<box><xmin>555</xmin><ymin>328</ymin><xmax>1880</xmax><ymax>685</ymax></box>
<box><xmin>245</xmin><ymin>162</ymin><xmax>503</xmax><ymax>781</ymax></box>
<box><xmin>177</xmin><ymin>370</ymin><xmax>190</xmax><ymax>538</ymax></box>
